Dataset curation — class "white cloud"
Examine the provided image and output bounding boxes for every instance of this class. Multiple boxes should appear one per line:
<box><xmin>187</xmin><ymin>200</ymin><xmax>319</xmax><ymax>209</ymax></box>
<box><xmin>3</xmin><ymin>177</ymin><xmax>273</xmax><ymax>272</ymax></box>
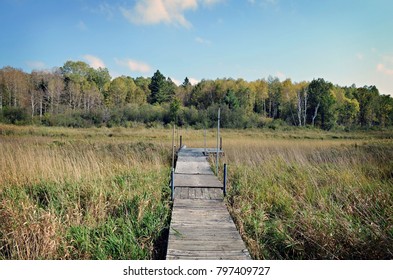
<box><xmin>26</xmin><ymin>61</ymin><xmax>46</xmax><ymax>70</ymax></box>
<box><xmin>189</xmin><ymin>77</ymin><xmax>199</xmax><ymax>85</ymax></box>
<box><xmin>195</xmin><ymin>36</ymin><xmax>211</xmax><ymax>45</ymax></box>
<box><xmin>115</xmin><ymin>58</ymin><xmax>151</xmax><ymax>73</ymax></box>
<box><xmin>120</xmin><ymin>0</ymin><xmax>223</xmax><ymax>28</ymax></box>
<box><xmin>83</xmin><ymin>55</ymin><xmax>106</xmax><ymax>69</ymax></box>
<box><xmin>171</xmin><ymin>77</ymin><xmax>200</xmax><ymax>85</ymax></box>
<box><xmin>276</xmin><ymin>71</ymin><xmax>286</xmax><ymax>80</ymax></box>
<box><xmin>87</xmin><ymin>2</ymin><xmax>115</xmax><ymax>19</ymax></box>
<box><xmin>376</xmin><ymin>55</ymin><xmax>393</xmax><ymax>76</ymax></box>
<box><xmin>377</xmin><ymin>64</ymin><xmax>393</xmax><ymax>76</ymax></box>
<box><xmin>98</xmin><ymin>3</ymin><xmax>115</xmax><ymax>19</ymax></box>
<box><xmin>170</xmin><ymin>77</ymin><xmax>181</xmax><ymax>86</ymax></box>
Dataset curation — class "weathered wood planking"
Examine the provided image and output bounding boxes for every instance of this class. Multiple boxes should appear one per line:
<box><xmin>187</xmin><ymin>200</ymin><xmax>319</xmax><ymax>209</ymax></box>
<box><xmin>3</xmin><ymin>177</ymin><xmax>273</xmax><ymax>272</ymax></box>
<box><xmin>166</xmin><ymin>147</ymin><xmax>250</xmax><ymax>260</ymax></box>
<box><xmin>175</xmin><ymin>161</ymin><xmax>214</xmax><ymax>175</ymax></box>
<box><xmin>174</xmin><ymin>187</ymin><xmax>223</xmax><ymax>200</ymax></box>
<box><xmin>174</xmin><ymin>174</ymin><xmax>222</xmax><ymax>188</ymax></box>
<box><xmin>167</xmin><ymin>199</ymin><xmax>250</xmax><ymax>260</ymax></box>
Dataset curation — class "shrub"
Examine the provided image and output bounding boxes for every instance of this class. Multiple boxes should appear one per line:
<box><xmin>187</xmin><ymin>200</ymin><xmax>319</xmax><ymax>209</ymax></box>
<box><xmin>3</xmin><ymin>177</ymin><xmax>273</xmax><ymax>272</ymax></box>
<box><xmin>2</xmin><ymin>107</ymin><xmax>29</xmax><ymax>124</ymax></box>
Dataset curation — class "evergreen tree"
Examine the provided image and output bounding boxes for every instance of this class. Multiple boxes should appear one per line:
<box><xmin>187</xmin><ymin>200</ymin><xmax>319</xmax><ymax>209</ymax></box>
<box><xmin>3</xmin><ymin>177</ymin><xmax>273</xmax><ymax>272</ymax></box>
<box><xmin>148</xmin><ymin>70</ymin><xmax>174</xmax><ymax>104</ymax></box>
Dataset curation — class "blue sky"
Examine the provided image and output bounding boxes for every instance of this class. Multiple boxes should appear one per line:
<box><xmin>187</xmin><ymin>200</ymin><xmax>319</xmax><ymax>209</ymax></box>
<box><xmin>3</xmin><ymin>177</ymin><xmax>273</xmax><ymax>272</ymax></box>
<box><xmin>1</xmin><ymin>0</ymin><xmax>393</xmax><ymax>94</ymax></box>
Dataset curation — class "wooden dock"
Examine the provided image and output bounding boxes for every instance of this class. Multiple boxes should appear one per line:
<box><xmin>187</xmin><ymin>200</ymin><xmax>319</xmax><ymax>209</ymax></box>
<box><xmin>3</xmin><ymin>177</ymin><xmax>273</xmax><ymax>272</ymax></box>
<box><xmin>166</xmin><ymin>147</ymin><xmax>251</xmax><ymax>260</ymax></box>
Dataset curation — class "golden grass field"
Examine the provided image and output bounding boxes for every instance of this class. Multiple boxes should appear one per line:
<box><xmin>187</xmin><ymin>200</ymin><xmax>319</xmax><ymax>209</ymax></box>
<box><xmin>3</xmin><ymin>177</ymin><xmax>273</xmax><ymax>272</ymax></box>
<box><xmin>1</xmin><ymin>124</ymin><xmax>392</xmax><ymax>259</ymax></box>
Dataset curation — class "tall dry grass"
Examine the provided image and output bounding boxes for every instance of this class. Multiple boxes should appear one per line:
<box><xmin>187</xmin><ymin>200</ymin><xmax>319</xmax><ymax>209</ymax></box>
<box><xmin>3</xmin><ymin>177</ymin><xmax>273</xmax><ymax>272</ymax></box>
<box><xmin>0</xmin><ymin>125</ymin><xmax>172</xmax><ymax>259</ymax></box>
<box><xmin>1</xmin><ymin>124</ymin><xmax>392</xmax><ymax>259</ymax></box>
<box><xmin>220</xmin><ymin>137</ymin><xmax>393</xmax><ymax>259</ymax></box>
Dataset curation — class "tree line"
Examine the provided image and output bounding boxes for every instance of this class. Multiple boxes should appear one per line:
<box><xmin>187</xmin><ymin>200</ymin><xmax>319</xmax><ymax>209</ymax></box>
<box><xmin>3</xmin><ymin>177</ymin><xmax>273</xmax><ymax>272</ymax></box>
<box><xmin>1</xmin><ymin>61</ymin><xmax>392</xmax><ymax>130</ymax></box>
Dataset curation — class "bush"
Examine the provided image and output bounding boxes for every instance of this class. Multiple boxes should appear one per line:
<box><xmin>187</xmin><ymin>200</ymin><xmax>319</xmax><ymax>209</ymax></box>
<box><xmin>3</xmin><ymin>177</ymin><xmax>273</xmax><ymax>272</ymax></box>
<box><xmin>2</xmin><ymin>107</ymin><xmax>29</xmax><ymax>124</ymax></box>
<box><xmin>43</xmin><ymin>110</ymin><xmax>105</xmax><ymax>127</ymax></box>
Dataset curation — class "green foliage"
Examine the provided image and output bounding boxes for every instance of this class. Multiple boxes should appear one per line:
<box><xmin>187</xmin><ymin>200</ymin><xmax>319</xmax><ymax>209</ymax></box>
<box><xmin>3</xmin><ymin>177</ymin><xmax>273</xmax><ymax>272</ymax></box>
<box><xmin>267</xmin><ymin>76</ymin><xmax>283</xmax><ymax>119</ymax></box>
<box><xmin>66</xmin><ymin>195</ymin><xmax>169</xmax><ymax>259</ymax></box>
<box><xmin>337</xmin><ymin>97</ymin><xmax>360</xmax><ymax>126</ymax></box>
<box><xmin>2</xmin><ymin>107</ymin><xmax>29</xmax><ymax>124</ymax></box>
<box><xmin>106</xmin><ymin>76</ymin><xmax>128</xmax><ymax>107</ymax></box>
<box><xmin>1</xmin><ymin>62</ymin><xmax>393</xmax><ymax>129</ymax></box>
<box><xmin>307</xmin><ymin>78</ymin><xmax>336</xmax><ymax>129</ymax></box>
<box><xmin>353</xmin><ymin>86</ymin><xmax>379</xmax><ymax>126</ymax></box>
<box><xmin>224</xmin><ymin>89</ymin><xmax>240</xmax><ymax>109</ymax></box>
<box><xmin>41</xmin><ymin>110</ymin><xmax>104</xmax><ymax>127</ymax></box>
<box><xmin>169</xmin><ymin>98</ymin><xmax>180</xmax><ymax>122</ymax></box>
<box><xmin>148</xmin><ymin>70</ymin><xmax>175</xmax><ymax>104</ymax></box>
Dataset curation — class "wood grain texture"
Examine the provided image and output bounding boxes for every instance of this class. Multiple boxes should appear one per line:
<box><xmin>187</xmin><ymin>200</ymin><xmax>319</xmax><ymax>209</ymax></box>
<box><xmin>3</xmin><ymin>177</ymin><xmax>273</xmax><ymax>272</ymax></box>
<box><xmin>166</xmin><ymin>148</ymin><xmax>250</xmax><ymax>260</ymax></box>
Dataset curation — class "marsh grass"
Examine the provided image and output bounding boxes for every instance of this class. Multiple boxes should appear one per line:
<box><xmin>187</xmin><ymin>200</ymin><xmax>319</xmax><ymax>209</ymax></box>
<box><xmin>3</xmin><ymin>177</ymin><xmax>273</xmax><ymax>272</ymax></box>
<box><xmin>219</xmin><ymin>137</ymin><xmax>393</xmax><ymax>259</ymax></box>
<box><xmin>0</xmin><ymin>125</ymin><xmax>172</xmax><ymax>259</ymax></box>
<box><xmin>1</xmin><ymin>124</ymin><xmax>392</xmax><ymax>259</ymax></box>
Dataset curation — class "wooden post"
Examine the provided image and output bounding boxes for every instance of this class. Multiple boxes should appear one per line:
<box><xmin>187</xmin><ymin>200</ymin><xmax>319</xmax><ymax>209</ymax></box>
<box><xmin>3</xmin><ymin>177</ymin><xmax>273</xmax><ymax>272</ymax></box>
<box><xmin>180</xmin><ymin>135</ymin><xmax>182</xmax><ymax>149</ymax></box>
<box><xmin>223</xmin><ymin>163</ymin><xmax>227</xmax><ymax>196</ymax></box>
<box><xmin>220</xmin><ymin>137</ymin><xmax>222</xmax><ymax>151</ymax></box>
<box><xmin>172</xmin><ymin>124</ymin><xmax>175</xmax><ymax>169</ymax></box>
<box><xmin>204</xmin><ymin>128</ymin><xmax>207</xmax><ymax>155</ymax></box>
<box><xmin>176</xmin><ymin>125</ymin><xmax>179</xmax><ymax>150</ymax></box>
<box><xmin>216</xmin><ymin>107</ymin><xmax>220</xmax><ymax>175</ymax></box>
<box><xmin>171</xmin><ymin>168</ymin><xmax>175</xmax><ymax>201</ymax></box>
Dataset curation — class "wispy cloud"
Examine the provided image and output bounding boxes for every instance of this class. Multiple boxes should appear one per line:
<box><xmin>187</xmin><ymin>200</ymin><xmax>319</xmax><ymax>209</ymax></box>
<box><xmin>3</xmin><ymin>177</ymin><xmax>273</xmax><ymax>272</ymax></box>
<box><xmin>83</xmin><ymin>55</ymin><xmax>106</xmax><ymax>69</ymax></box>
<box><xmin>376</xmin><ymin>55</ymin><xmax>393</xmax><ymax>76</ymax></box>
<box><xmin>195</xmin><ymin>36</ymin><xmax>211</xmax><ymax>45</ymax></box>
<box><xmin>172</xmin><ymin>77</ymin><xmax>200</xmax><ymax>85</ymax></box>
<box><xmin>276</xmin><ymin>71</ymin><xmax>286</xmax><ymax>80</ymax></box>
<box><xmin>26</xmin><ymin>61</ymin><xmax>46</xmax><ymax>70</ymax></box>
<box><xmin>98</xmin><ymin>3</ymin><xmax>115</xmax><ymax>19</ymax></box>
<box><xmin>377</xmin><ymin>64</ymin><xmax>393</xmax><ymax>76</ymax></box>
<box><xmin>120</xmin><ymin>0</ymin><xmax>223</xmax><ymax>28</ymax></box>
<box><xmin>170</xmin><ymin>77</ymin><xmax>181</xmax><ymax>86</ymax></box>
<box><xmin>189</xmin><ymin>77</ymin><xmax>199</xmax><ymax>85</ymax></box>
<box><xmin>115</xmin><ymin>58</ymin><xmax>151</xmax><ymax>73</ymax></box>
<box><xmin>87</xmin><ymin>2</ymin><xmax>116</xmax><ymax>19</ymax></box>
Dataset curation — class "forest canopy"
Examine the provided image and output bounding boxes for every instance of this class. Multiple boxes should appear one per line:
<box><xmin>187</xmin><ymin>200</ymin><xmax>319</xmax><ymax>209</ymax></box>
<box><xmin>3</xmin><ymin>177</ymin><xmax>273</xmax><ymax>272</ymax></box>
<box><xmin>1</xmin><ymin>61</ymin><xmax>392</xmax><ymax>130</ymax></box>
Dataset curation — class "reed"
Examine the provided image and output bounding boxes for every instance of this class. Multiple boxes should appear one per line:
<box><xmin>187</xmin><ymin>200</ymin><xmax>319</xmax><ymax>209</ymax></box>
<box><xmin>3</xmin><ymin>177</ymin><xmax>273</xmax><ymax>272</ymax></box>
<box><xmin>0</xmin><ymin>125</ymin><xmax>172</xmax><ymax>259</ymax></box>
<box><xmin>1</xmin><ymin>124</ymin><xmax>392</xmax><ymax>259</ymax></box>
<box><xmin>220</xmin><ymin>137</ymin><xmax>393</xmax><ymax>259</ymax></box>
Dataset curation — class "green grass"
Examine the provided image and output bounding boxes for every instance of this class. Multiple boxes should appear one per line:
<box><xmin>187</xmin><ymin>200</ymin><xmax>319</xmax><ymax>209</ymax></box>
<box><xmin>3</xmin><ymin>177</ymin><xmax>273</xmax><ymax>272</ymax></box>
<box><xmin>221</xmin><ymin>140</ymin><xmax>393</xmax><ymax>259</ymax></box>
<box><xmin>0</xmin><ymin>170</ymin><xmax>171</xmax><ymax>260</ymax></box>
<box><xmin>0</xmin><ymin>125</ymin><xmax>172</xmax><ymax>259</ymax></box>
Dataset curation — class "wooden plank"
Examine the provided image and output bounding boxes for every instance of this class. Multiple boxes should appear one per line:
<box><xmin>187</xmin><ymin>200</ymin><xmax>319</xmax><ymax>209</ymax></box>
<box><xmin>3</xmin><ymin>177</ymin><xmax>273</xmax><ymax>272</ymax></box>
<box><xmin>177</xmin><ymin>156</ymin><xmax>208</xmax><ymax>162</ymax></box>
<box><xmin>166</xmin><ymin>249</ymin><xmax>250</xmax><ymax>260</ymax></box>
<box><xmin>175</xmin><ymin>161</ymin><xmax>214</xmax><ymax>175</ymax></box>
<box><xmin>174</xmin><ymin>188</ymin><xmax>223</xmax><ymax>200</ymax></box>
<box><xmin>195</xmin><ymin>187</ymin><xmax>202</xmax><ymax>199</ymax></box>
<box><xmin>174</xmin><ymin>174</ymin><xmax>222</xmax><ymax>188</ymax></box>
<box><xmin>170</xmin><ymin>230</ymin><xmax>239</xmax><ymax>240</ymax></box>
<box><xmin>167</xmin><ymin>147</ymin><xmax>250</xmax><ymax>260</ymax></box>
<box><xmin>168</xmin><ymin>241</ymin><xmax>247</xmax><ymax>251</ymax></box>
<box><xmin>189</xmin><ymin>187</ymin><xmax>196</xmax><ymax>199</ymax></box>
